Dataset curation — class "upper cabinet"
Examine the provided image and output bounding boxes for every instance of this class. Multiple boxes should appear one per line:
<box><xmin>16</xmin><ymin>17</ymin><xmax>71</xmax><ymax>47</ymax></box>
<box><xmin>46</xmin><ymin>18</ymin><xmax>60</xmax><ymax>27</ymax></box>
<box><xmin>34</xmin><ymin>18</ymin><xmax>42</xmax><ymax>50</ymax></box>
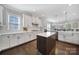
<box><xmin>32</xmin><ymin>16</ymin><xmax>42</xmax><ymax>26</ymax></box>
<box><xmin>23</xmin><ymin>14</ymin><xmax>32</xmax><ymax>31</ymax></box>
<box><xmin>32</xmin><ymin>16</ymin><xmax>42</xmax><ymax>30</ymax></box>
<box><xmin>23</xmin><ymin>14</ymin><xmax>42</xmax><ymax>31</ymax></box>
<box><xmin>0</xmin><ymin>5</ymin><xmax>3</xmax><ymax>26</ymax></box>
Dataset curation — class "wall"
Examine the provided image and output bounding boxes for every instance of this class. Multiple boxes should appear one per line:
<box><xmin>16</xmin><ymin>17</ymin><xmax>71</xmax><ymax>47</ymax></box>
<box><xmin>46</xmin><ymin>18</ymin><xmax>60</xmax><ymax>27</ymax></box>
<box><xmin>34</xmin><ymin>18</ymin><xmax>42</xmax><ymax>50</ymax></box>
<box><xmin>0</xmin><ymin>5</ymin><xmax>23</xmax><ymax>33</ymax></box>
<box><xmin>0</xmin><ymin>5</ymin><xmax>43</xmax><ymax>33</ymax></box>
<box><xmin>23</xmin><ymin>14</ymin><xmax>32</xmax><ymax>31</ymax></box>
<box><xmin>23</xmin><ymin>14</ymin><xmax>43</xmax><ymax>31</ymax></box>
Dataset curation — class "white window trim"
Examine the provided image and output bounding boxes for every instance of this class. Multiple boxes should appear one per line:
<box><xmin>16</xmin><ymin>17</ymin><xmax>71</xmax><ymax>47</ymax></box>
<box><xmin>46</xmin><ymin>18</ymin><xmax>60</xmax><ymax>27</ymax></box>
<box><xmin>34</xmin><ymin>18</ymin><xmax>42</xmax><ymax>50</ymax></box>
<box><xmin>8</xmin><ymin>15</ymin><xmax>21</xmax><ymax>31</ymax></box>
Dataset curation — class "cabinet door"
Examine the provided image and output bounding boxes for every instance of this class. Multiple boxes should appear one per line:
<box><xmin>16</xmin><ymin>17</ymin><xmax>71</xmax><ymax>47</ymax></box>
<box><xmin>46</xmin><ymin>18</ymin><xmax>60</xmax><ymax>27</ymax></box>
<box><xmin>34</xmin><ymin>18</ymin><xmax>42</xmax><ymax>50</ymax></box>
<box><xmin>31</xmin><ymin>32</ymin><xmax>36</xmax><ymax>40</ymax></box>
<box><xmin>23</xmin><ymin>33</ymin><xmax>29</xmax><ymax>43</ymax></box>
<box><xmin>0</xmin><ymin>35</ymin><xmax>3</xmax><ymax>51</ymax></box>
<box><xmin>17</xmin><ymin>33</ymin><xmax>24</xmax><ymax>45</ymax></box>
<box><xmin>1</xmin><ymin>35</ymin><xmax>9</xmax><ymax>50</ymax></box>
<box><xmin>24</xmin><ymin>15</ymin><xmax>32</xmax><ymax>28</ymax></box>
<box><xmin>18</xmin><ymin>33</ymin><xmax>29</xmax><ymax>44</ymax></box>
<box><xmin>9</xmin><ymin>34</ymin><xmax>18</xmax><ymax>47</ymax></box>
<box><xmin>22</xmin><ymin>33</ymin><xmax>27</xmax><ymax>43</ymax></box>
<box><xmin>28</xmin><ymin>33</ymin><xmax>33</xmax><ymax>41</ymax></box>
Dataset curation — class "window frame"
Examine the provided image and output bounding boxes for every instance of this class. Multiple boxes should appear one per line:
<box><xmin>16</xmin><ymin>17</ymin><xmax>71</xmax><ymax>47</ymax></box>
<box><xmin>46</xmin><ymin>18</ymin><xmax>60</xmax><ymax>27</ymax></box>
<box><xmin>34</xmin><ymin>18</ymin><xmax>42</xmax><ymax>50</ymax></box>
<box><xmin>8</xmin><ymin>14</ymin><xmax>21</xmax><ymax>31</ymax></box>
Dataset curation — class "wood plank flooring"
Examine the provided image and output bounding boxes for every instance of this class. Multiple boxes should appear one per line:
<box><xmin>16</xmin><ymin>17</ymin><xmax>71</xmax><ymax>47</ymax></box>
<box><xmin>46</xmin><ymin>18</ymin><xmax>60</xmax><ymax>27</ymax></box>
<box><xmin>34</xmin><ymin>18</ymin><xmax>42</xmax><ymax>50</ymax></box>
<box><xmin>0</xmin><ymin>40</ymin><xmax>79</xmax><ymax>55</ymax></box>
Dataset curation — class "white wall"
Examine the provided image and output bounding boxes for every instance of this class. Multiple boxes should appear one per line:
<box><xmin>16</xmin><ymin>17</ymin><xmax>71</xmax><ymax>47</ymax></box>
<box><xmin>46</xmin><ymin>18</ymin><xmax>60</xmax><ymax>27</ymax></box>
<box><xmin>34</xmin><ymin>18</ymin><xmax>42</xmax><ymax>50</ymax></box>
<box><xmin>23</xmin><ymin>14</ymin><xmax>43</xmax><ymax>31</ymax></box>
<box><xmin>0</xmin><ymin>5</ymin><xmax>24</xmax><ymax>33</ymax></box>
<box><xmin>23</xmin><ymin>14</ymin><xmax>32</xmax><ymax>31</ymax></box>
<box><xmin>0</xmin><ymin>5</ymin><xmax>43</xmax><ymax>33</ymax></box>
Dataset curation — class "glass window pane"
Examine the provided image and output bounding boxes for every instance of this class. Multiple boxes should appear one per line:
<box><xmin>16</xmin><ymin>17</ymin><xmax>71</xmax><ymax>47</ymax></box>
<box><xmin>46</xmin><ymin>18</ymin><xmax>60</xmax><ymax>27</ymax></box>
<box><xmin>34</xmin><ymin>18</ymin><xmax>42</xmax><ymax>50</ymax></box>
<box><xmin>9</xmin><ymin>15</ymin><xmax>20</xmax><ymax>31</ymax></box>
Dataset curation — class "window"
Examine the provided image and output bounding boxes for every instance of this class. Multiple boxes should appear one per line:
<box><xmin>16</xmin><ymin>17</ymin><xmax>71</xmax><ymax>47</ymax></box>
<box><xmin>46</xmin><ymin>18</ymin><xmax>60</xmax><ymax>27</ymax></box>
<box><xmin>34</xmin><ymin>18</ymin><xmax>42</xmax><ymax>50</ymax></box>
<box><xmin>8</xmin><ymin>15</ymin><xmax>20</xmax><ymax>32</ymax></box>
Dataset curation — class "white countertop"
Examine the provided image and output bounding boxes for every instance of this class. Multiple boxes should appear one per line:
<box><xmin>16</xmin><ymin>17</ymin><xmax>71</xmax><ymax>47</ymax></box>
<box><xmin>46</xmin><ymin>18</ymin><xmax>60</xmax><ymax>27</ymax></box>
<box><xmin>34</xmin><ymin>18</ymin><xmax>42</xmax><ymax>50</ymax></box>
<box><xmin>0</xmin><ymin>31</ymin><xmax>32</xmax><ymax>35</ymax></box>
<box><xmin>37</xmin><ymin>32</ymin><xmax>56</xmax><ymax>37</ymax></box>
<box><xmin>58</xmin><ymin>31</ymin><xmax>79</xmax><ymax>33</ymax></box>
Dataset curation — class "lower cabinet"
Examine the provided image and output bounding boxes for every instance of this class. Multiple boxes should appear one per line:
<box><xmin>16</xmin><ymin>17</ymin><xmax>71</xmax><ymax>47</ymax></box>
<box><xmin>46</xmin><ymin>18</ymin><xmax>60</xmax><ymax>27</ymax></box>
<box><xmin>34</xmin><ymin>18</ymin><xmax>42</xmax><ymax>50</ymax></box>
<box><xmin>18</xmin><ymin>33</ymin><xmax>25</xmax><ymax>45</ymax></box>
<box><xmin>0</xmin><ymin>35</ymin><xmax>3</xmax><ymax>51</ymax></box>
<box><xmin>29</xmin><ymin>32</ymin><xmax>34</xmax><ymax>41</ymax></box>
<box><xmin>24</xmin><ymin>33</ymin><xmax>30</xmax><ymax>42</ymax></box>
<box><xmin>9</xmin><ymin>34</ymin><xmax>18</xmax><ymax>48</ymax></box>
<box><xmin>31</xmin><ymin>32</ymin><xmax>37</xmax><ymax>40</ymax></box>
<box><xmin>1</xmin><ymin>35</ymin><xmax>9</xmax><ymax>51</ymax></box>
<box><xmin>17</xmin><ymin>33</ymin><xmax>31</xmax><ymax>45</ymax></box>
<box><xmin>0</xmin><ymin>31</ymin><xmax>42</xmax><ymax>51</ymax></box>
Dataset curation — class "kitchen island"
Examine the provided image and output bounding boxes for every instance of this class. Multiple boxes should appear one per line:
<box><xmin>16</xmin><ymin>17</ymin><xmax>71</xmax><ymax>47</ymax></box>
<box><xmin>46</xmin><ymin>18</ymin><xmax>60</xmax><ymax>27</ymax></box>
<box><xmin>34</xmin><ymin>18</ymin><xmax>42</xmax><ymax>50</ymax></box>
<box><xmin>37</xmin><ymin>32</ymin><xmax>58</xmax><ymax>55</ymax></box>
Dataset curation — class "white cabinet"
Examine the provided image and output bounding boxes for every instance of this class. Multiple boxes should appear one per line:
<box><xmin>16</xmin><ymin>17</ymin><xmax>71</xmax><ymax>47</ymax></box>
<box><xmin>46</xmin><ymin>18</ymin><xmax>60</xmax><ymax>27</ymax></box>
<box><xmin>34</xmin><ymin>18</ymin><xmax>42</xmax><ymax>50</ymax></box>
<box><xmin>1</xmin><ymin>35</ymin><xmax>9</xmax><ymax>50</ymax></box>
<box><xmin>0</xmin><ymin>35</ymin><xmax>3</xmax><ymax>51</ymax></box>
<box><xmin>23</xmin><ymin>33</ymin><xmax>29</xmax><ymax>43</ymax></box>
<box><xmin>22</xmin><ymin>33</ymin><xmax>27</xmax><ymax>43</ymax></box>
<box><xmin>9</xmin><ymin>34</ymin><xmax>18</xmax><ymax>47</ymax></box>
<box><xmin>28</xmin><ymin>32</ymin><xmax>32</xmax><ymax>40</ymax></box>
<box><xmin>28</xmin><ymin>32</ymin><xmax>35</xmax><ymax>41</ymax></box>
<box><xmin>30</xmin><ymin>31</ymin><xmax>42</xmax><ymax>40</ymax></box>
<box><xmin>0</xmin><ymin>5</ymin><xmax>3</xmax><ymax>26</ymax></box>
<box><xmin>23</xmin><ymin>15</ymin><xmax>32</xmax><ymax>28</ymax></box>
<box><xmin>9</xmin><ymin>33</ymin><xmax>30</xmax><ymax>47</ymax></box>
<box><xmin>17</xmin><ymin>33</ymin><xmax>24</xmax><ymax>45</ymax></box>
<box><xmin>31</xmin><ymin>32</ymin><xmax>37</xmax><ymax>40</ymax></box>
<box><xmin>17</xmin><ymin>33</ymin><xmax>26</xmax><ymax>45</ymax></box>
<box><xmin>0</xmin><ymin>31</ymin><xmax>42</xmax><ymax>51</ymax></box>
<box><xmin>18</xmin><ymin>32</ymin><xmax>31</xmax><ymax>44</ymax></box>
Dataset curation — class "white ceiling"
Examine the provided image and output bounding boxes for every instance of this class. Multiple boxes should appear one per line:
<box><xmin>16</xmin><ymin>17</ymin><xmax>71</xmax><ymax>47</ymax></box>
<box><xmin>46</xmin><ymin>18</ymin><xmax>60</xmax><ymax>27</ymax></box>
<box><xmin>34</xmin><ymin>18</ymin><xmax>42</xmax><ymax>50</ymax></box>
<box><xmin>5</xmin><ymin>4</ymin><xmax>79</xmax><ymax>22</ymax></box>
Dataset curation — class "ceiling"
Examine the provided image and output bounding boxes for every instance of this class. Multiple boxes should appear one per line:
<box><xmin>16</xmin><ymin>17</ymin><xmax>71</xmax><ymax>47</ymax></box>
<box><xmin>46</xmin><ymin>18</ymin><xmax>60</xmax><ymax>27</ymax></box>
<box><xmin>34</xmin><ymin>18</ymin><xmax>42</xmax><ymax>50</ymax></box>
<box><xmin>5</xmin><ymin>4</ymin><xmax>79</xmax><ymax>22</ymax></box>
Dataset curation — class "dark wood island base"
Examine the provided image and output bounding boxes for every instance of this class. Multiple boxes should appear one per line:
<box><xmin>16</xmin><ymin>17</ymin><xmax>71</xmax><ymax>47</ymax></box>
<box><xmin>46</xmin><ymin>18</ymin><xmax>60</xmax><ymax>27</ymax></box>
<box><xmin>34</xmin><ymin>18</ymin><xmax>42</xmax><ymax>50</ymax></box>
<box><xmin>37</xmin><ymin>32</ymin><xmax>58</xmax><ymax>55</ymax></box>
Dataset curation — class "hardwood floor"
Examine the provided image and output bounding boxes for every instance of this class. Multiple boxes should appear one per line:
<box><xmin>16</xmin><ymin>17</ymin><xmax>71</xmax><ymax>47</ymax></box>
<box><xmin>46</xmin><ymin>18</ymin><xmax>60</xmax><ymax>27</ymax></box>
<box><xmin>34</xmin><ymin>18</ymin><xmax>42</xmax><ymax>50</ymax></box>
<box><xmin>56</xmin><ymin>41</ymin><xmax>78</xmax><ymax>55</ymax></box>
<box><xmin>0</xmin><ymin>40</ymin><xmax>79</xmax><ymax>55</ymax></box>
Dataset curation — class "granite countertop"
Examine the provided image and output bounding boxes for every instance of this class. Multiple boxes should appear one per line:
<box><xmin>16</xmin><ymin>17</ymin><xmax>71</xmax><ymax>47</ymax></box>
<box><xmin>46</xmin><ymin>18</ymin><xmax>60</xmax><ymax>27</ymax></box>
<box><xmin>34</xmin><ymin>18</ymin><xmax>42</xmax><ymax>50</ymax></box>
<box><xmin>37</xmin><ymin>32</ymin><xmax>56</xmax><ymax>37</ymax></box>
